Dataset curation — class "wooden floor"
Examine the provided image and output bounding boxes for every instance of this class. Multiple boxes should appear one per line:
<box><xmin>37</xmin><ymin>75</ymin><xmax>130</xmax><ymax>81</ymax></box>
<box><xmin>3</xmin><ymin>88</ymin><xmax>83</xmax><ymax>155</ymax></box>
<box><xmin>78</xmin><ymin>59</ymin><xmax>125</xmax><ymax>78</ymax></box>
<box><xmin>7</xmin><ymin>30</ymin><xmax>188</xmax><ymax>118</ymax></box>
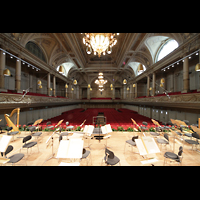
<box><xmin>1</xmin><ymin>130</ymin><xmax>200</xmax><ymax>166</ymax></box>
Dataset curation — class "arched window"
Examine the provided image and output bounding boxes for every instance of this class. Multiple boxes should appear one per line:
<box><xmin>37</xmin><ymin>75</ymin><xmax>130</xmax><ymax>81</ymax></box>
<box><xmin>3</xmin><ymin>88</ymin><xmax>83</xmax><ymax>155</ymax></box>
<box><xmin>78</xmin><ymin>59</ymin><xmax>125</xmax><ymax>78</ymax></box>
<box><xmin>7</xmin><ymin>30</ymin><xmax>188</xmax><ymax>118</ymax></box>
<box><xmin>156</xmin><ymin>39</ymin><xmax>178</xmax><ymax>62</ymax></box>
<box><xmin>25</xmin><ymin>41</ymin><xmax>46</xmax><ymax>62</ymax></box>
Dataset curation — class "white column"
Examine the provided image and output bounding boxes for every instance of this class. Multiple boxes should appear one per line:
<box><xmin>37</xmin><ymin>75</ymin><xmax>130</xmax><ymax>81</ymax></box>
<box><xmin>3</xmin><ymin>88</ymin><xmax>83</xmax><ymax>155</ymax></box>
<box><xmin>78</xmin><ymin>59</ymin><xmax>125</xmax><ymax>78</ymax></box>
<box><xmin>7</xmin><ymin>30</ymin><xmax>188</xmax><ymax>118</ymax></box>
<box><xmin>87</xmin><ymin>87</ymin><xmax>90</xmax><ymax>100</ymax></box>
<box><xmin>65</xmin><ymin>83</ymin><xmax>68</xmax><ymax>98</ymax></box>
<box><xmin>76</xmin><ymin>86</ymin><xmax>79</xmax><ymax>99</ymax></box>
<box><xmin>15</xmin><ymin>58</ymin><xmax>21</xmax><ymax>92</ymax></box>
<box><xmin>69</xmin><ymin>83</ymin><xmax>72</xmax><ymax>99</ymax></box>
<box><xmin>53</xmin><ymin>75</ymin><xmax>56</xmax><ymax>97</ymax></box>
<box><xmin>147</xmin><ymin>75</ymin><xmax>150</xmax><ymax>97</ymax></box>
<box><xmin>182</xmin><ymin>57</ymin><xmax>189</xmax><ymax>93</ymax></box>
<box><xmin>169</xmin><ymin>73</ymin><xmax>174</xmax><ymax>92</ymax></box>
<box><xmin>29</xmin><ymin>74</ymin><xmax>33</xmax><ymax>92</ymax></box>
<box><xmin>112</xmin><ymin>86</ymin><xmax>115</xmax><ymax>99</ymax></box>
<box><xmin>152</xmin><ymin>73</ymin><xmax>156</xmax><ymax>96</ymax></box>
<box><xmin>47</xmin><ymin>73</ymin><xmax>51</xmax><ymax>96</ymax></box>
<box><xmin>123</xmin><ymin>85</ymin><xmax>126</xmax><ymax>99</ymax></box>
<box><xmin>135</xmin><ymin>83</ymin><xmax>137</xmax><ymax>98</ymax></box>
<box><xmin>128</xmin><ymin>85</ymin><xmax>132</xmax><ymax>99</ymax></box>
<box><xmin>0</xmin><ymin>50</ymin><xmax>6</xmax><ymax>91</ymax></box>
<box><xmin>79</xmin><ymin>87</ymin><xmax>82</xmax><ymax>99</ymax></box>
<box><xmin>133</xmin><ymin>84</ymin><xmax>135</xmax><ymax>98</ymax></box>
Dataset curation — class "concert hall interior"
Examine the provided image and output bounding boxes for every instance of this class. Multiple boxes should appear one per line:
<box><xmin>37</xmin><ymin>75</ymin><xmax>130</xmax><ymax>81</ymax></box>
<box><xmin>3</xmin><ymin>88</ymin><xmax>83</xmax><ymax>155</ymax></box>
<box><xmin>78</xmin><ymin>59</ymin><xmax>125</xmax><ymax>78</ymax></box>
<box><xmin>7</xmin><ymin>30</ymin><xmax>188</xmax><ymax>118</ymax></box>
<box><xmin>1</xmin><ymin>33</ymin><xmax>200</xmax><ymax>166</ymax></box>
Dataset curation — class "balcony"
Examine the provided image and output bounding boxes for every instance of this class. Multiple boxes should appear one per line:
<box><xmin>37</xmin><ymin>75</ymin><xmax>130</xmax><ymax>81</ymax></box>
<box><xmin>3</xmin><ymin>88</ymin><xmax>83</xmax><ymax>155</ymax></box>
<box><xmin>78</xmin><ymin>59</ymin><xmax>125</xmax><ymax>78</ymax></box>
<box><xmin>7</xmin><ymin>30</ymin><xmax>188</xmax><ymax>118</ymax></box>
<box><xmin>123</xmin><ymin>90</ymin><xmax>200</xmax><ymax>110</ymax></box>
<box><xmin>0</xmin><ymin>91</ymin><xmax>80</xmax><ymax>110</ymax></box>
<box><xmin>1</xmin><ymin>89</ymin><xmax>200</xmax><ymax>111</ymax></box>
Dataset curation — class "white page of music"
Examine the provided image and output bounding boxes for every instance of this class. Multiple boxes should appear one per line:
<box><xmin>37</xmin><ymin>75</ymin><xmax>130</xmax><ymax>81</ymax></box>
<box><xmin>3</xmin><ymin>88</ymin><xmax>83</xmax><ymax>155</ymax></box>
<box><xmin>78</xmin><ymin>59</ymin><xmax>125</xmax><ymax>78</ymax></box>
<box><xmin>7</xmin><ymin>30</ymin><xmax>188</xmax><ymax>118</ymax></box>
<box><xmin>142</xmin><ymin>137</ymin><xmax>160</xmax><ymax>154</ymax></box>
<box><xmin>56</xmin><ymin>139</ymin><xmax>83</xmax><ymax>159</ymax></box>
<box><xmin>67</xmin><ymin>139</ymin><xmax>83</xmax><ymax>159</ymax></box>
<box><xmin>105</xmin><ymin>124</ymin><xmax>112</xmax><ymax>133</ymax></box>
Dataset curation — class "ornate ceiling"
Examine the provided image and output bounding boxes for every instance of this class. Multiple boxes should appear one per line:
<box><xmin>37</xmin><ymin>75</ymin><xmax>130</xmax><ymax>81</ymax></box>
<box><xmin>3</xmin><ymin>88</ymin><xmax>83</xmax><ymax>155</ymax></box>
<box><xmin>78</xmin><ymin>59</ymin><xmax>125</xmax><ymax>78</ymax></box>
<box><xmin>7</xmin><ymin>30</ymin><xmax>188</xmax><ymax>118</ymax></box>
<box><xmin>2</xmin><ymin>33</ymin><xmax>198</xmax><ymax>86</ymax></box>
<box><xmin>1</xmin><ymin>33</ymin><xmax>200</xmax><ymax>112</ymax></box>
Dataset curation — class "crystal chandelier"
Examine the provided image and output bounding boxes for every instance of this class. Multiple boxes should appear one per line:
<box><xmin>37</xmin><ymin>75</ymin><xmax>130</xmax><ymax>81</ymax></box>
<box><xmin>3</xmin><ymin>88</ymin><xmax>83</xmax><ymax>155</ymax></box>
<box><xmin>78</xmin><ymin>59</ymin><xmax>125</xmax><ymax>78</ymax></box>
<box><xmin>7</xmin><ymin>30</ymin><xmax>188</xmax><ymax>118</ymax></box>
<box><xmin>95</xmin><ymin>72</ymin><xmax>107</xmax><ymax>91</ymax></box>
<box><xmin>81</xmin><ymin>33</ymin><xmax>119</xmax><ymax>57</ymax></box>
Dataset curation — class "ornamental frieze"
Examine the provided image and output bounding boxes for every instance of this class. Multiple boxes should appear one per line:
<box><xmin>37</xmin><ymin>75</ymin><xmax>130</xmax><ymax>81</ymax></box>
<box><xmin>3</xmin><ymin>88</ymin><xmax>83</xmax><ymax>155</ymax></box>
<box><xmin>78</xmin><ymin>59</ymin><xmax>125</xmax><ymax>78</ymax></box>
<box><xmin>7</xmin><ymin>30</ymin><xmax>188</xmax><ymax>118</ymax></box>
<box><xmin>130</xmin><ymin>93</ymin><xmax>200</xmax><ymax>104</ymax></box>
<box><xmin>0</xmin><ymin>93</ymin><xmax>72</xmax><ymax>105</ymax></box>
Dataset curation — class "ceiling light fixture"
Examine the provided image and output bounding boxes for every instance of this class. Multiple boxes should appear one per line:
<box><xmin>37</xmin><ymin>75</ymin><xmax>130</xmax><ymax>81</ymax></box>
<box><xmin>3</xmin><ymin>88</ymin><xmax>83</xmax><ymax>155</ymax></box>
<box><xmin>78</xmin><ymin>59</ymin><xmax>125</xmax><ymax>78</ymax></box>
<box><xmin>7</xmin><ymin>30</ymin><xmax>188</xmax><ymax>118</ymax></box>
<box><xmin>0</xmin><ymin>47</ymin><xmax>41</xmax><ymax>72</ymax></box>
<box><xmin>3</xmin><ymin>68</ymin><xmax>11</xmax><ymax>76</ymax></box>
<box><xmin>95</xmin><ymin>72</ymin><xmax>107</xmax><ymax>90</ymax></box>
<box><xmin>58</xmin><ymin>65</ymin><xmax>64</xmax><ymax>74</ymax></box>
<box><xmin>137</xmin><ymin>63</ymin><xmax>144</xmax><ymax>72</ymax></box>
<box><xmin>73</xmin><ymin>79</ymin><xmax>77</xmax><ymax>85</ymax></box>
<box><xmin>123</xmin><ymin>79</ymin><xmax>127</xmax><ymax>84</ymax></box>
<box><xmin>161</xmin><ymin>49</ymin><xmax>200</xmax><ymax>72</ymax></box>
<box><xmin>81</xmin><ymin>33</ymin><xmax>119</xmax><ymax>57</ymax></box>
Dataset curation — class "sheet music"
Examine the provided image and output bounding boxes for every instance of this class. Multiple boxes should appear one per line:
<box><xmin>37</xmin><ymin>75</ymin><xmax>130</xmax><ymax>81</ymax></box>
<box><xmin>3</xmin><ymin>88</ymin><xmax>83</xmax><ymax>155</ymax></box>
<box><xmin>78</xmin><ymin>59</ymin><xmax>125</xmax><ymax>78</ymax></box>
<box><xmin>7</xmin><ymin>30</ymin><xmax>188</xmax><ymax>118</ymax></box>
<box><xmin>0</xmin><ymin>135</ymin><xmax>12</xmax><ymax>152</ymax></box>
<box><xmin>135</xmin><ymin>137</ymin><xmax>160</xmax><ymax>156</ymax></box>
<box><xmin>67</xmin><ymin>139</ymin><xmax>83</xmax><ymax>158</ymax></box>
<box><xmin>83</xmin><ymin>125</ymin><xmax>88</xmax><ymax>133</ymax></box>
<box><xmin>142</xmin><ymin>137</ymin><xmax>160</xmax><ymax>154</ymax></box>
<box><xmin>105</xmin><ymin>124</ymin><xmax>112</xmax><ymax>133</ymax></box>
<box><xmin>56</xmin><ymin>139</ymin><xmax>83</xmax><ymax>159</ymax></box>
<box><xmin>135</xmin><ymin>139</ymin><xmax>147</xmax><ymax>155</ymax></box>
<box><xmin>101</xmin><ymin>126</ymin><xmax>107</xmax><ymax>134</ymax></box>
<box><xmin>87</xmin><ymin>125</ymin><xmax>94</xmax><ymax>136</ymax></box>
<box><xmin>56</xmin><ymin>140</ymin><xmax>70</xmax><ymax>158</ymax></box>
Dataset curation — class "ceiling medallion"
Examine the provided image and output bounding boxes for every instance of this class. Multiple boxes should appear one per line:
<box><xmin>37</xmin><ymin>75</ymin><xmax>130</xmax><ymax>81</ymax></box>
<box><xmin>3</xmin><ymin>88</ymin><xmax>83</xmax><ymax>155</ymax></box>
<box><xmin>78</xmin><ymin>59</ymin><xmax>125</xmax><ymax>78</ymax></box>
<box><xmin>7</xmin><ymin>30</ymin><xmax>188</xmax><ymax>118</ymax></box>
<box><xmin>81</xmin><ymin>33</ymin><xmax>119</xmax><ymax>57</ymax></box>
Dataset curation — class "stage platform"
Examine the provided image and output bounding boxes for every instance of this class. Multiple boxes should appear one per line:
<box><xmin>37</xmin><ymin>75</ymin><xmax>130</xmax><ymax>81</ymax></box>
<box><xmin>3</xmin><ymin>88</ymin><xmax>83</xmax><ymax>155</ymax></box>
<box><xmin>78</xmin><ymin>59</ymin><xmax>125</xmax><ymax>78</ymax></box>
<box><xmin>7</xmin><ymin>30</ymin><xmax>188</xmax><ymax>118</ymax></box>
<box><xmin>0</xmin><ymin>130</ymin><xmax>200</xmax><ymax>166</ymax></box>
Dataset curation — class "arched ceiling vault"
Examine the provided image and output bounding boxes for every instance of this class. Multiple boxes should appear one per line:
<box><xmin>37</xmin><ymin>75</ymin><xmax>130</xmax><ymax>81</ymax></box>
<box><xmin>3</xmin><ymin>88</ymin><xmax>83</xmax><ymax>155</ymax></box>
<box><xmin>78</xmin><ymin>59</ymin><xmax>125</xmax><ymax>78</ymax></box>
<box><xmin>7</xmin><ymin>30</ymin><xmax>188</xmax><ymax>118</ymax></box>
<box><xmin>9</xmin><ymin>33</ymin><xmax>196</xmax><ymax>85</ymax></box>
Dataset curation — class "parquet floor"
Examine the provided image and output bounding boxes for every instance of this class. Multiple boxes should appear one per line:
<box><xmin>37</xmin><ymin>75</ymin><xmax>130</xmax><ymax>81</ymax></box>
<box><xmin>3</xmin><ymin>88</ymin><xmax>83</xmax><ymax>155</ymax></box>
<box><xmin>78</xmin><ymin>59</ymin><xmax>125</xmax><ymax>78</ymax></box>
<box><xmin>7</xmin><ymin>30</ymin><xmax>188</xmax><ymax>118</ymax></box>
<box><xmin>1</xmin><ymin>130</ymin><xmax>200</xmax><ymax>166</ymax></box>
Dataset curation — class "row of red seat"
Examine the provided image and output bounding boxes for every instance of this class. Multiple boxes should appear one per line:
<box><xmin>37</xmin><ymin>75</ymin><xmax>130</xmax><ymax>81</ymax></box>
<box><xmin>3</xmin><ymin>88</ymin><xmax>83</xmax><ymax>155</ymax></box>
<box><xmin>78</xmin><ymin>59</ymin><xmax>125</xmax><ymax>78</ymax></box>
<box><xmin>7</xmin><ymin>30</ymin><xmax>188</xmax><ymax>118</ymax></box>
<box><xmin>40</xmin><ymin>108</ymin><xmax>158</xmax><ymax>130</ymax></box>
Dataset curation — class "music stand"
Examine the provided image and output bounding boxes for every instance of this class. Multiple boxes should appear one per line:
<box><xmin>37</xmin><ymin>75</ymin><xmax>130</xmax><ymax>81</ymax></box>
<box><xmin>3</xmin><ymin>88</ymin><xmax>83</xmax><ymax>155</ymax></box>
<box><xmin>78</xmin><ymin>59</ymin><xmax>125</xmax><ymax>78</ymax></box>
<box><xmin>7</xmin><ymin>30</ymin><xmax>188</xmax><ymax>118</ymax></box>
<box><xmin>43</xmin><ymin>128</ymin><xmax>60</xmax><ymax>165</ymax></box>
<box><xmin>0</xmin><ymin>135</ymin><xmax>12</xmax><ymax>157</ymax></box>
<box><xmin>93</xmin><ymin>116</ymin><xmax>106</xmax><ymax>142</ymax></box>
<box><xmin>43</xmin><ymin>119</ymin><xmax>63</xmax><ymax>165</ymax></box>
<box><xmin>101</xmin><ymin>125</ymin><xmax>112</xmax><ymax>149</ymax></box>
